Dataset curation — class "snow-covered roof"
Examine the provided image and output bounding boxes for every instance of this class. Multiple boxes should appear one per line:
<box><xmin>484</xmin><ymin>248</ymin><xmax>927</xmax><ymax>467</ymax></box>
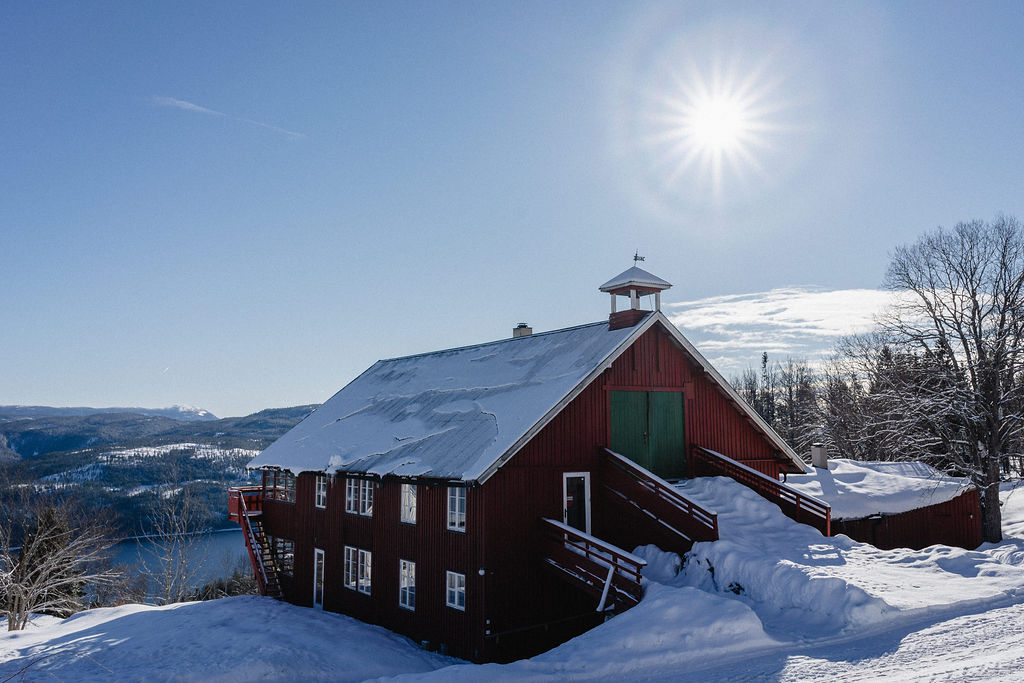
<box><xmin>784</xmin><ymin>459</ymin><xmax>972</xmax><ymax>520</ymax></box>
<box><xmin>599</xmin><ymin>267</ymin><xmax>672</xmax><ymax>292</ymax></box>
<box><xmin>248</xmin><ymin>319</ymin><xmax>645</xmax><ymax>481</ymax></box>
<box><xmin>248</xmin><ymin>311</ymin><xmax>807</xmax><ymax>481</ymax></box>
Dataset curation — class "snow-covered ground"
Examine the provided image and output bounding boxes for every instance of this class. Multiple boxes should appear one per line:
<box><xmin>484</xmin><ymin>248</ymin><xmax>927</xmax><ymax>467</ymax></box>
<box><xmin>5</xmin><ymin>480</ymin><xmax>1024</xmax><ymax>681</ymax></box>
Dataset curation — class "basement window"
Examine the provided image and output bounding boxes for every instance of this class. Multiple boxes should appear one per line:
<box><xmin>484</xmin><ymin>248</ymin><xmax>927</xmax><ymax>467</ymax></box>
<box><xmin>447</xmin><ymin>486</ymin><xmax>466</xmax><ymax>532</ymax></box>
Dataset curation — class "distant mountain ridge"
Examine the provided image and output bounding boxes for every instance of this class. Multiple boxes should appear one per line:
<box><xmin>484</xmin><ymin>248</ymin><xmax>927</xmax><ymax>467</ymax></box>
<box><xmin>0</xmin><ymin>404</ymin><xmax>218</xmax><ymax>422</ymax></box>
<box><xmin>0</xmin><ymin>405</ymin><xmax>319</xmax><ymax>461</ymax></box>
<box><xmin>0</xmin><ymin>403</ymin><xmax>320</xmax><ymax>536</ymax></box>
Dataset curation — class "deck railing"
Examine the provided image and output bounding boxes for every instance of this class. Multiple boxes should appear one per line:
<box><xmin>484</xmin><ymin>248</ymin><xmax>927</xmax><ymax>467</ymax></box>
<box><xmin>600</xmin><ymin>448</ymin><xmax>719</xmax><ymax>549</ymax></box>
<box><xmin>692</xmin><ymin>446</ymin><xmax>831</xmax><ymax>536</ymax></box>
<box><xmin>541</xmin><ymin>517</ymin><xmax>646</xmax><ymax>611</ymax></box>
<box><xmin>227</xmin><ymin>486</ymin><xmax>263</xmax><ymax>522</ymax></box>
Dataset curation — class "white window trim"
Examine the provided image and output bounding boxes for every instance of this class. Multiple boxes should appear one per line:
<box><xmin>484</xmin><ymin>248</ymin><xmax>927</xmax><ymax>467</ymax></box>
<box><xmin>345</xmin><ymin>478</ymin><xmax>374</xmax><ymax>517</ymax></box>
<box><xmin>447</xmin><ymin>486</ymin><xmax>466</xmax><ymax>532</ymax></box>
<box><xmin>401</xmin><ymin>483</ymin><xmax>417</xmax><ymax>524</ymax></box>
<box><xmin>343</xmin><ymin>546</ymin><xmax>358</xmax><ymax>591</ymax></box>
<box><xmin>358</xmin><ymin>549</ymin><xmax>372</xmax><ymax>595</ymax></box>
<box><xmin>399</xmin><ymin>559</ymin><xmax>416</xmax><ymax>611</ymax></box>
<box><xmin>313</xmin><ymin>548</ymin><xmax>325</xmax><ymax>609</ymax></box>
<box><xmin>446</xmin><ymin>570</ymin><xmax>466</xmax><ymax>611</ymax></box>
<box><xmin>345</xmin><ymin>479</ymin><xmax>359</xmax><ymax>514</ymax></box>
<box><xmin>562</xmin><ymin>471</ymin><xmax>592</xmax><ymax>535</ymax></box>
<box><xmin>315</xmin><ymin>474</ymin><xmax>327</xmax><ymax>509</ymax></box>
<box><xmin>358</xmin><ymin>479</ymin><xmax>374</xmax><ymax>517</ymax></box>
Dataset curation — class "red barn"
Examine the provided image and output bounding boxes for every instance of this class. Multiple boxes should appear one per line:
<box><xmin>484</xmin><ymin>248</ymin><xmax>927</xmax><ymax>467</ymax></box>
<box><xmin>229</xmin><ymin>267</ymin><xmax>811</xmax><ymax>661</ymax></box>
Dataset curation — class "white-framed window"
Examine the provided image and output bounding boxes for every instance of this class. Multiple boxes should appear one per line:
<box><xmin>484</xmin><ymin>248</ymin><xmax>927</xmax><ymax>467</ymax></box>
<box><xmin>359</xmin><ymin>480</ymin><xmax>374</xmax><ymax>516</ymax></box>
<box><xmin>401</xmin><ymin>483</ymin><xmax>417</xmax><ymax>524</ymax></box>
<box><xmin>264</xmin><ymin>469</ymin><xmax>296</xmax><ymax>503</ymax></box>
<box><xmin>345</xmin><ymin>478</ymin><xmax>373</xmax><ymax>516</ymax></box>
<box><xmin>344</xmin><ymin>546</ymin><xmax>358</xmax><ymax>590</ymax></box>
<box><xmin>447</xmin><ymin>486</ymin><xmax>466</xmax><ymax>532</ymax></box>
<box><xmin>315</xmin><ymin>474</ymin><xmax>327</xmax><ymax>509</ymax></box>
<box><xmin>345</xmin><ymin>479</ymin><xmax>359</xmax><ymax>513</ymax></box>
<box><xmin>358</xmin><ymin>549</ymin><xmax>372</xmax><ymax>594</ymax></box>
<box><xmin>446</xmin><ymin>571</ymin><xmax>466</xmax><ymax>611</ymax></box>
<box><xmin>313</xmin><ymin>548</ymin><xmax>325</xmax><ymax>609</ymax></box>
<box><xmin>399</xmin><ymin>559</ymin><xmax>416</xmax><ymax>611</ymax></box>
<box><xmin>344</xmin><ymin>546</ymin><xmax>372</xmax><ymax>595</ymax></box>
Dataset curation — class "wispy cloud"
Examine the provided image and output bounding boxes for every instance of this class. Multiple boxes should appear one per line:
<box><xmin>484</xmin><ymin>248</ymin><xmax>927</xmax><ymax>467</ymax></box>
<box><xmin>148</xmin><ymin>96</ymin><xmax>305</xmax><ymax>139</ymax></box>
<box><xmin>666</xmin><ymin>286</ymin><xmax>898</xmax><ymax>377</ymax></box>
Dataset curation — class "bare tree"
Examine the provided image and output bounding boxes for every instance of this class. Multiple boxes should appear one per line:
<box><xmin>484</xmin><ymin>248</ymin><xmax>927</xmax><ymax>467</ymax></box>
<box><xmin>866</xmin><ymin>216</ymin><xmax>1024</xmax><ymax>542</ymax></box>
<box><xmin>141</xmin><ymin>478</ymin><xmax>207</xmax><ymax>605</ymax></box>
<box><xmin>1</xmin><ymin>504</ymin><xmax>121</xmax><ymax>631</ymax></box>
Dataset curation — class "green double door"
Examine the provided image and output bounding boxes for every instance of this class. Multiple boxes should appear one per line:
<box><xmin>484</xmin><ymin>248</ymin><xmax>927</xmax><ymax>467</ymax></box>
<box><xmin>609</xmin><ymin>390</ymin><xmax>686</xmax><ymax>480</ymax></box>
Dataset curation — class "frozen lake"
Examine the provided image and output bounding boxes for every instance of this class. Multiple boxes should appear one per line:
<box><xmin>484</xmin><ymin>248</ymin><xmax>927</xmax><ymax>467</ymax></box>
<box><xmin>111</xmin><ymin>528</ymin><xmax>248</xmax><ymax>599</ymax></box>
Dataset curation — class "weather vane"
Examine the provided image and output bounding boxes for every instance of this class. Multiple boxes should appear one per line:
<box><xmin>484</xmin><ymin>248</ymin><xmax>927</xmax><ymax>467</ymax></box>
<box><xmin>633</xmin><ymin>250</ymin><xmax>645</xmax><ymax>265</ymax></box>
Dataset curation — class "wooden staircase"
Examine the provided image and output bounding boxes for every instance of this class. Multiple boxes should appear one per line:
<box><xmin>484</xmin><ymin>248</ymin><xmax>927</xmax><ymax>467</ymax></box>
<box><xmin>228</xmin><ymin>487</ymin><xmax>283</xmax><ymax>599</ymax></box>
<box><xmin>540</xmin><ymin>517</ymin><xmax>646</xmax><ymax>613</ymax></box>
<box><xmin>599</xmin><ymin>448</ymin><xmax>719</xmax><ymax>556</ymax></box>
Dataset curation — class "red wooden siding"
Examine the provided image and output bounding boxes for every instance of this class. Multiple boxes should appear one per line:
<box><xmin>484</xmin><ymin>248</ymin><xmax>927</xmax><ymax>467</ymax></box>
<box><xmin>260</xmin><ymin>473</ymin><xmax>486</xmax><ymax>660</ymax></box>
<box><xmin>831</xmin><ymin>488</ymin><xmax>981</xmax><ymax>550</ymax></box>
<box><xmin>603</xmin><ymin>325</ymin><xmax>788</xmax><ymax>475</ymax></box>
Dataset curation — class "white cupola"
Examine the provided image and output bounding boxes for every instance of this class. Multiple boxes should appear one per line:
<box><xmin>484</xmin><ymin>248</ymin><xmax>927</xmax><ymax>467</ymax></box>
<box><xmin>599</xmin><ymin>263</ymin><xmax>672</xmax><ymax>330</ymax></box>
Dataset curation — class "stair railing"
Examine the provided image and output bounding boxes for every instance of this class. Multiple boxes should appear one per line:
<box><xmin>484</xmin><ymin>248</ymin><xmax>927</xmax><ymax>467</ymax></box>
<box><xmin>541</xmin><ymin>517</ymin><xmax>646</xmax><ymax>611</ymax></box>
<box><xmin>235</xmin><ymin>489</ymin><xmax>270</xmax><ymax>594</ymax></box>
<box><xmin>692</xmin><ymin>446</ymin><xmax>830</xmax><ymax>535</ymax></box>
<box><xmin>601</xmin><ymin>448</ymin><xmax>719</xmax><ymax>547</ymax></box>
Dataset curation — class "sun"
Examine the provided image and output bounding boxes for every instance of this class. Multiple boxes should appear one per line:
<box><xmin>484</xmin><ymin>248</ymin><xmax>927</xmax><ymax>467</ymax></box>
<box><xmin>686</xmin><ymin>95</ymin><xmax>748</xmax><ymax>154</ymax></box>
<box><xmin>635</xmin><ymin>57</ymin><xmax>786</xmax><ymax>204</ymax></box>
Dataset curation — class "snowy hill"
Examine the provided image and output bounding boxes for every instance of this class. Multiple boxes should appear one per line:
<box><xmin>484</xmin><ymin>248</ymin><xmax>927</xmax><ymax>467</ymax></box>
<box><xmin>0</xmin><ymin>404</ymin><xmax>219</xmax><ymax>422</ymax></box>
<box><xmin>5</xmin><ymin>481</ymin><xmax>1024</xmax><ymax>681</ymax></box>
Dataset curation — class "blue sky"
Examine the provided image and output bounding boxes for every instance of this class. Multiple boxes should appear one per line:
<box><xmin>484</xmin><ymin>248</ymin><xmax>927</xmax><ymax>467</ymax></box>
<box><xmin>3</xmin><ymin>2</ymin><xmax>1023</xmax><ymax>417</ymax></box>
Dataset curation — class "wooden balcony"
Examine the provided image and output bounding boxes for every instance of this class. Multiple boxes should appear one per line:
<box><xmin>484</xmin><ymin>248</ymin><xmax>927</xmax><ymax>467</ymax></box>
<box><xmin>227</xmin><ymin>486</ymin><xmax>263</xmax><ymax>523</ymax></box>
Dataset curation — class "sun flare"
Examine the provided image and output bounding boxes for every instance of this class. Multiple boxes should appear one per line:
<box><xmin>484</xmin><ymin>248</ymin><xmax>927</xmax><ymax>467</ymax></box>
<box><xmin>687</xmin><ymin>96</ymin><xmax>748</xmax><ymax>153</ymax></box>
<box><xmin>638</xmin><ymin>57</ymin><xmax>787</xmax><ymax>202</ymax></box>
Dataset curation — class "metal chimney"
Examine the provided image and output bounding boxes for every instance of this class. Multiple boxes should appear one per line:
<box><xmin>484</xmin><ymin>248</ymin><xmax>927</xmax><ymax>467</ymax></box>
<box><xmin>513</xmin><ymin>323</ymin><xmax>533</xmax><ymax>338</ymax></box>
<box><xmin>811</xmin><ymin>443</ymin><xmax>828</xmax><ymax>469</ymax></box>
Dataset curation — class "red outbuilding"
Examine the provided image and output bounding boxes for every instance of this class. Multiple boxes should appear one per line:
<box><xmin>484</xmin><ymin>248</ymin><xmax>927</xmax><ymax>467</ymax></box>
<box><xmin>228</xmin><ymin>267</ymin><xmax>817</xmax><ymax>662</ymax></box>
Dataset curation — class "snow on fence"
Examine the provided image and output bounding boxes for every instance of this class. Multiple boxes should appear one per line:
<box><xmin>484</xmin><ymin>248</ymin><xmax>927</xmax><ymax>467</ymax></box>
<box><xmin>601</xmin><ymin>448</ymin><xmax>719</xmax><ymax>548</ymax></box>
<box><xmin>691</xmin><ymin>446</ymin><xmax>831</xmax><ymax>536</ymax></box>
<box><xmin>540</xmin><ymin>517</ymin><xmax>646</xmax><ymax>611</ymax></box>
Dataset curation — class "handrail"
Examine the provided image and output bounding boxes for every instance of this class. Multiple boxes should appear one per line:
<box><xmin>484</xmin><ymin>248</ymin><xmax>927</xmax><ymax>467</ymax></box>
<box><xmin>541</xmin><ymin>518</ymin><xmax>645</xmax><ymax>610</ymax></box>
<box><xmin>692</xmin><ymin>446</ymin><xmax>831</xmax><ymax>536</ymax></box>
<box><xmin>602</xmin><ymin>448</ymin><xmax>719</xmax><ymax>541</ymax></box>
<box><xmin>236</xmin><ymin>489</ymin><xmax>270</xmax><ymax>593</ymax></box>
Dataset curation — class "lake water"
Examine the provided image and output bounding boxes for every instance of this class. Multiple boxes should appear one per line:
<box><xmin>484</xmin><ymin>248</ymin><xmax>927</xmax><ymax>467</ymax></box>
<box><xmin>111</xmin><ymin>528</ymin><xmax>248</xmax><ymax>598</ymax></box>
